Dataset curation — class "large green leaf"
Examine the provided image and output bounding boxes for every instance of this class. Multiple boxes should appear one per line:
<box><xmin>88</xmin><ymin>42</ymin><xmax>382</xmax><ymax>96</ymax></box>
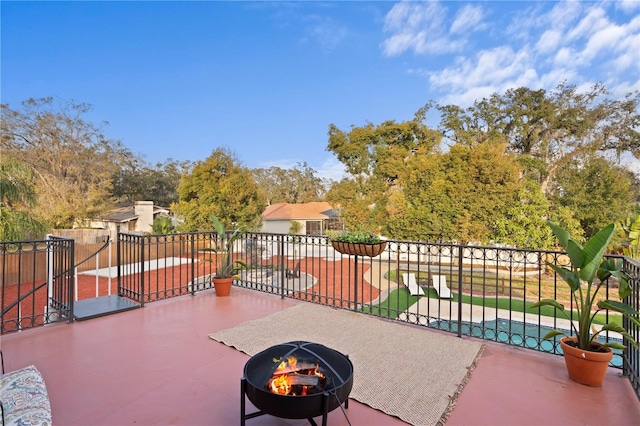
<box><xmin>565</xmin><ymin>238</ymin><xmax>584</xmax><ymax>270</ymax></box>
<box><xmin>601</xmin><ymin>324</ymin><xmax>638</xmax><ymax>349</ymax></box>
<box><xmin>210</xmin><ymin>214</ymin><xmax>225</xmax><ymax>239</ymax></box>
<box><xmin>597</xmin><ymin>301</ymin><xmax>640</xmax><ymax>329</ymax></box>
<box><xmin>530</xmin><ymin>298</ymin><xmax>565</xmax><ymax>311</ymax></box>
<box><xmin>541</xmin><ymin>329</ymin><xmax>566</xmax><ymax>339</ymax></box>
<box><xmin>547</xmin><ymin>221</ymin><xmax>570</xmax><ymax>250</ymax></box>
<box><xmin>546</xmin><ymin>262</ymin><xmax>581</xmax><ymax>292</ymax></box>
<box><xmin>579</xmin><ymin>223</ymin><xmax>616</xmax><ymax>283</ymax></box>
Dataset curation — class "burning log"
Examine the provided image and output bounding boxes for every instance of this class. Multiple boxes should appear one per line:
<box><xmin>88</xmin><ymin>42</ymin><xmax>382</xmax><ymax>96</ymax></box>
<box><xmin>274</xmin><ymin>362</ymin><xmax>319</xmax><ymax>375</ymax></box>
<box><xmin>285</xmin><ymin>375</ymin><xmax>320</xmax><ymax>386</ymax></box>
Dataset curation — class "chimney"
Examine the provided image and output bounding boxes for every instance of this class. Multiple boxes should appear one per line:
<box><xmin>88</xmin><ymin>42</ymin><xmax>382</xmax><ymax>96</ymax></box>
<box><xmin>134</xmin><ymin>201</ymin><xmax>154</xmax><ymax>233</ymax></box>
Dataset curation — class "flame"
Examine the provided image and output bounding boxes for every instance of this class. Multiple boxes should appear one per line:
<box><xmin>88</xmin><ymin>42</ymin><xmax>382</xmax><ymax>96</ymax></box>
<box><xmin>270</xmin><ymin>374</ymin><xmax>292</xmax><ymax>395</ymax></box>
<box><xmin>267</xmin><ymin>356</ymin><xmax>325</xmax><ymax>396</ymax></box>
<box><xmin>276</xmin><ymin>356</ymin><xmax>297</xmax><ymax>372</ymax></box>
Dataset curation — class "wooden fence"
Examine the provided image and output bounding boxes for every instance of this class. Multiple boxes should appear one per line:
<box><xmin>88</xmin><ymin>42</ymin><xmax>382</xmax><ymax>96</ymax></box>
<box><xmin>1</xmin><ymin>237</ymin><xmax>188</xmax><ymax>287</ymax></box>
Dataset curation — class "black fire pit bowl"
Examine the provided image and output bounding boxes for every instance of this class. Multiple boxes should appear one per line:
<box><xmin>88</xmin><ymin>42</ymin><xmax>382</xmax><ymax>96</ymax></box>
<box><xmin>242</xmin><ymin>341</ymin><xmax>354</xmax><ymax>421</ymax></box>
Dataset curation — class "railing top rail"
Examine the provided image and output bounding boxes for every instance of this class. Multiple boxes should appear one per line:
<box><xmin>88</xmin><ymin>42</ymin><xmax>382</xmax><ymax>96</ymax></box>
<box><xmin>73</xmin><ymin>238</ymin><xmax>111</xmax><ymax>268</ymax></box>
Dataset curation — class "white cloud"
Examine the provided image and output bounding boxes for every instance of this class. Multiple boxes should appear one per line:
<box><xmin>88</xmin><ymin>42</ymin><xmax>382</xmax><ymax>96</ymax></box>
<box><xmin>302</xmin><ymin>15</ymin><xmax>347</xmax><ymax>50</ymax></box>
<box><xmin>536</xmin><ymin>29</ymin><xmax>562</xmax><ymax>55</ymax></box>
<box><xmin>582</xmin><ymin>22</ymin><xmax>627</xmax><ymax>62</ymax></box>
<box><xmin>315</xmin><ymin>157</ymin><xmax>346</xmax><ymax>182</ymax></box>
<box><xmin>567</xmin><ymin>6</ymin><xmax>609</xmax><ymax>42</ymax></box>
<box><xmin>618</xmin><ymin>0</ymin><xmax>640</xmax><ymax>13</ymax></box>
<box><xmin>545</xmin><ymin>1</ymin><xmax>583</xmax><ymax>31</ymax></box>
<box><xmin>450</xmin><ymin>4</ymin><xmax>484</xmax><ymax>34</ymax></box>
<box><xmin>406</xmin><ymin>0</ymin><xmax>638</xmax><ymax>107</ymax></box>
<box><xmin>381</xmin><ymin>0</ymin><xmax>465</xmax><ymax>56</ymax></box>
<box><xmin>430</xmin><ymin>46</ymin><xmax>535</xmax><ymax>94</ymax></box>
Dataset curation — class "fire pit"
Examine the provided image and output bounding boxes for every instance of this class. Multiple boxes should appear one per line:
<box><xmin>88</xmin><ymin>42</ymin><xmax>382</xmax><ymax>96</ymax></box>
<box><xmin>241</xmin><ymin>341</ymin><xmax>353</xmax><ymax>426</ymax></box>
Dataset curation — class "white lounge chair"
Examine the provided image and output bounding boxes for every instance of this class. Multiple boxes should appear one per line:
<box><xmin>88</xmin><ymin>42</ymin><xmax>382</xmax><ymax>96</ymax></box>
<box><xmin>402</xmin><ymin>273</ymin><xmax>424</xmax><ymax>296</ymax></box>
<box><xmin>432</xmin><ymin>275</ymin><xmax>452</xmax><ymax>299</ymax></box>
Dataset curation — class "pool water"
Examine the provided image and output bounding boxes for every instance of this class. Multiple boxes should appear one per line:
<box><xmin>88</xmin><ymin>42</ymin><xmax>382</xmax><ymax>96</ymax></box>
<box><xmin>431</xmin><ymin>318</ymin><xmax>623</xmax><ymax>368</ymax></box>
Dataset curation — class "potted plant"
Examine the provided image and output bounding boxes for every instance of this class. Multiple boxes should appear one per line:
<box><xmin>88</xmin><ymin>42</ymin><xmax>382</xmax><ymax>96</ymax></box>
<box><xmin>531</xmin><ymin>221</ymin><xmax>639</xmax><ymax>386</ymax></box>
<box><xmin>330</xmin><ymin>230</ymin><xmax>387</xmax><ymax>257</ymax></box>
<box><xmin>209</xmin><ymin>214</ymin><xmax>248</xmax><ymax>296</ymax></box>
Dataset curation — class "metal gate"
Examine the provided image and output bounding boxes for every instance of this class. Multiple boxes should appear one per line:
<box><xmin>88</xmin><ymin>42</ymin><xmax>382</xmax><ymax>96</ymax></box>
<box><xmin>1</xmin><ymin>236</ymin><xmax>75</xmax><ymax>334</ymax></box>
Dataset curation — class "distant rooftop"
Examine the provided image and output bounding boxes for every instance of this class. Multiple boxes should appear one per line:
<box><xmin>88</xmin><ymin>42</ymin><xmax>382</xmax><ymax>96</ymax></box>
<box><xmin>262</xmin><ymin>202</ymin><xmax>339</xmax><ymax>220</ymax></box>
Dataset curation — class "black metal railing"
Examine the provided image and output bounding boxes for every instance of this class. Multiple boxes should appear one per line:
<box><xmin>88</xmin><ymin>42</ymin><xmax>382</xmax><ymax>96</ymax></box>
<box><xmin>4</xmin><ymin>231</ymin><xmax>639</xmax><ymax>398</ymax></box>
<box><xmin>622</xmin><ymin>256</ymin><xmax>640</xmax><ymax>398</ymax></box>
<box><xmin>117</xmin><ymin>232</ymin><xmax>222</xmax><ymax>305</ymax></box>
<box><xmin>1</xmin><ymin>236</ymin><xmax>74</xmax><ymax>334</ymax></box>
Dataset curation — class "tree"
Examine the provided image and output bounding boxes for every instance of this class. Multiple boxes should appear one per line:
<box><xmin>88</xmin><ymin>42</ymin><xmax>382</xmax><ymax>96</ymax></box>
<box><xmin>386</xmin><ymin>143</ymin><xmax>523</xmax><ymax>244</ymax></box>
<box><xmin>0</xmin><ymin>159</ymin><xmax>49</xmax><ymax>240</ymax></box>
<box><xmin>172</xmin><ymin>148</ymin><xmax>265</xmax><ymax>232</ymax></box>
<box><xmin>493</xmin><ymin>180</ymin><xmax>554</xmax><ymax>249</ymax></box>
<box><xmin>437</xmin><ymin>83</ymin><xmax>640</xmax><ymax>195</ymax></box>
<box><xmin>1</xmin><ymin>97</ymin><xmax>135</xmax><ymax>228</ymax></box>
<box><xmin>112</xmin><ymin>158</ymin><xmax>191</xmax><ymax>206</ymax></box>
<box><xmin>326</xmin><ymin>106</ymin><xmax>441</xmax><ymax>233</ymax></box>
<box><xmin>549</xmin><ymin>153</ymin><xmax>637</xmax><ymax>239</ymax></box>
<box><xmin>252</xmin><ymin>162</ymin><xmax>327</xmax><ymax>205</ymax></box>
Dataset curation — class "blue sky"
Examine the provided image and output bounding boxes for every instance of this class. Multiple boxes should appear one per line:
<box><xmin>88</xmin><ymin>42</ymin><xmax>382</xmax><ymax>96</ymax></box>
<box><xmin>2</xmin><ymin>1</ymin><xmax>639</xmax><ymax>180</ymax></box>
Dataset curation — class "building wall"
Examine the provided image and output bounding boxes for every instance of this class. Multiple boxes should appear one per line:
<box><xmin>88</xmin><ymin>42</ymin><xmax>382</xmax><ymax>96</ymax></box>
<box><xmin>261</xmin><ymin>220</ymin><xmax>292</xmax><ymax>234</ymax></box>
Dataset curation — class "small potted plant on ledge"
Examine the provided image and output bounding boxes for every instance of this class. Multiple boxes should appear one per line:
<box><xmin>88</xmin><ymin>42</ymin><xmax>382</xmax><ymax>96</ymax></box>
<box><xmin>210</xmin><ymin>214</ymin><xmax>248</xmax><ymax>297</ymax></box>
<box><xmin>330</xmin><ymin>230</ymin><xmax>387</xmax><ymax>257</ymax></box>
<box><xmin>530</xmin><ymin>221</ymin><xmax>639</xmax><ymax>386</ymax></box>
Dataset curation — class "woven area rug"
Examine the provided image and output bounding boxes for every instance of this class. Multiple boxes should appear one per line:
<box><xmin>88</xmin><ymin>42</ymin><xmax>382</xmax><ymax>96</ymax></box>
<box><xmin>209</xmin><ymin>303</ymin><xmax>484</xmax><ymax>426</ymax></box>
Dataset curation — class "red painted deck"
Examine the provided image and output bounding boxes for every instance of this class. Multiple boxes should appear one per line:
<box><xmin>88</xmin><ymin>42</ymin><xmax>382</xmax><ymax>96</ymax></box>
<box><xmin>2</xmin><ymin>287</ymin><xmax>639</xmax><ymax>425</ymax></box>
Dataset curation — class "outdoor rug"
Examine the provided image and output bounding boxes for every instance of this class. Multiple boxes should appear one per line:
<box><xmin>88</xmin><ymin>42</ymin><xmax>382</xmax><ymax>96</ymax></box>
<box><xmin>209</xmin><ymin>303</ymin><xmax>484</xmax><ymax>426</ymax></box>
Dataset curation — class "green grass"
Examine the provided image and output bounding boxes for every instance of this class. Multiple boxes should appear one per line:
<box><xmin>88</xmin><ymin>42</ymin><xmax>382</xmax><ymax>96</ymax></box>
<box><xmin>364</xmin><ymin>285</ymin><xmax>620</xmax><ymax>327</ymax></box>
<box><xmin>362</xmin><ymin>287</ymin><xmax>421</xmax><ymax>316</ymax></box>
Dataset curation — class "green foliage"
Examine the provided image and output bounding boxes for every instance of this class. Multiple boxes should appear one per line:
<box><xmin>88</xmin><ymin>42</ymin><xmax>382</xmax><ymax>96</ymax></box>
<box><xmin>550</xmin><ymin>153</ymin><xmax>636</xmax><ymax>240</ymax></box>
<box><xmin>208</xmin><ymin>213</ymin><xmax>248</xmax><ymax>278</ymax></box>
<box><xmin>530</xmin><ymin>221</ymin><xmax>639</xmax><ymax>351</ymax></box>
<box><xmin>326</xmin><ymin>82</ymin><xmax>639</xmax><ymax>249</ymax></box>
<box><xmin>326</xmin><ymin>107</ymin><xmax>441</xmax><ymax>234</ymax></box>
<box><xmin>288</xmin><ymin>220</ymin><xmax>301</xmax><ymax>235</ymax></box>
<box><xmin>1</xmin><ymin>97</ymin><xmax>134</xmax><ymax>228</ymax></box>
<box><xmin>252</xmin><ymin>162</ymin><xmax>327</xmax><ymax>205</ymax></box>
<box><xmin>385</xmin><ymin>141</ymin><xmax>523</xmax><ymax>243</ymax></box>
<box><xmin>151</xmin><ymin>216</ymin><xmax>175</xmax><ymax>235</ymax></box>
<box><xmin>172</xmin><ymin>148</ymin><xmax>265</xmax><ymax>232</ymax></box>
<box><xmin>331</xmin><ymin>230</ymin><xmax>381</xmax><ymax>244</ymax></box>
<box><xmin>438</xmin><ymin>83</ymin><xmax>640</xmax><ymax>197</ymax></box>
<box><xmin>0</xmin><ymin>159</ymin><xmax>49</xmax><ymax>240</ymax></box>
<box><xmin>113</xmin><ymin>158</ymin><xmax>190</xmax><ymax>206</ymax></box>
<box><xmin>493</xmin><ymin>180</ymin><xmax>554</xmax><ymax>249</ymax></box>
<box><xmin>620</xmin><ymin>213</ymin><xmax>640</xmax><ymax>259</ymax></box>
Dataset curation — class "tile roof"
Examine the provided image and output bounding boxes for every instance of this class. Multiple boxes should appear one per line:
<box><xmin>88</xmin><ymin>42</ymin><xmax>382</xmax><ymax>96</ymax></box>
<box><xmin>262</xmin><ymin>202</ymin><xmax>338</xmax><ymax>220</ymax></box>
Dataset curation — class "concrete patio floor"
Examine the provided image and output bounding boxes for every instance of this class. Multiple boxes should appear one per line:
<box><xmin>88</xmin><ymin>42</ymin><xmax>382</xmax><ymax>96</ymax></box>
<box><xmin>2</xmin><ymin>287</ymin><xmax>639</xmax><ymax>425</ymax></box>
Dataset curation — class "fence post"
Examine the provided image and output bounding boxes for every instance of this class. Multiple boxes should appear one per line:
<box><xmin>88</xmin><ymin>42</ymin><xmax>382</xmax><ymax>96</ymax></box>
<box><xmin>190</xmin><ymin>233</ymin><xmax>196</xmax><ymax>296</ymax></box>
<box><xmin>140</xmin><ymin>236</ymin><xmax>145</xmax><ymax>307</ymax></box>
<box><xmin>279</xmin><ymin>236</ymin><xmax>285</xmax><ymax>299</ymax></box>
<box><xmin>457</xmin><ymin>245</ymin><xmax>464</xmax><ymax>338</ymax></box>
<box><xmin>68</xmin><ymin>239</ymin><xmax>75</xmax><ymax>323</ymax></box>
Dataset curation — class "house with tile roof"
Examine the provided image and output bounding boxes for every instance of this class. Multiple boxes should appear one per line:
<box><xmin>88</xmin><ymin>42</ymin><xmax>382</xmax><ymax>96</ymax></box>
<box><xmin>261</xmin><ymin>202</ymin><xmax>343</xmax><ymax>235</ymax></box>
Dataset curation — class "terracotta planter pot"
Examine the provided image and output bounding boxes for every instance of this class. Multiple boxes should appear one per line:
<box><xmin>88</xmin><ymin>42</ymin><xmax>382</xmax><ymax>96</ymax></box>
<box><xmin>331</xmin><ymin>241</ymin><xmax>387</xmax><ymax>257</ymax></box>
<box><xmin>212</xmin><ymin>277</ymin><xmax>234</xmax><ymax>297</ymax></box>
<box><xmin>560</xmin><ymin>336</ymin><xmax>613</xmax><ymax>387</ymax></box>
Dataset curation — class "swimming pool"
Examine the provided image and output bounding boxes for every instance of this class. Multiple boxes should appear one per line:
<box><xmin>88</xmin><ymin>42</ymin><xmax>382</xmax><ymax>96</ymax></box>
<box><xmin>430</xmin><ymin>318</ymin><xmax>623</xmax><ymax>368</ymax></box>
